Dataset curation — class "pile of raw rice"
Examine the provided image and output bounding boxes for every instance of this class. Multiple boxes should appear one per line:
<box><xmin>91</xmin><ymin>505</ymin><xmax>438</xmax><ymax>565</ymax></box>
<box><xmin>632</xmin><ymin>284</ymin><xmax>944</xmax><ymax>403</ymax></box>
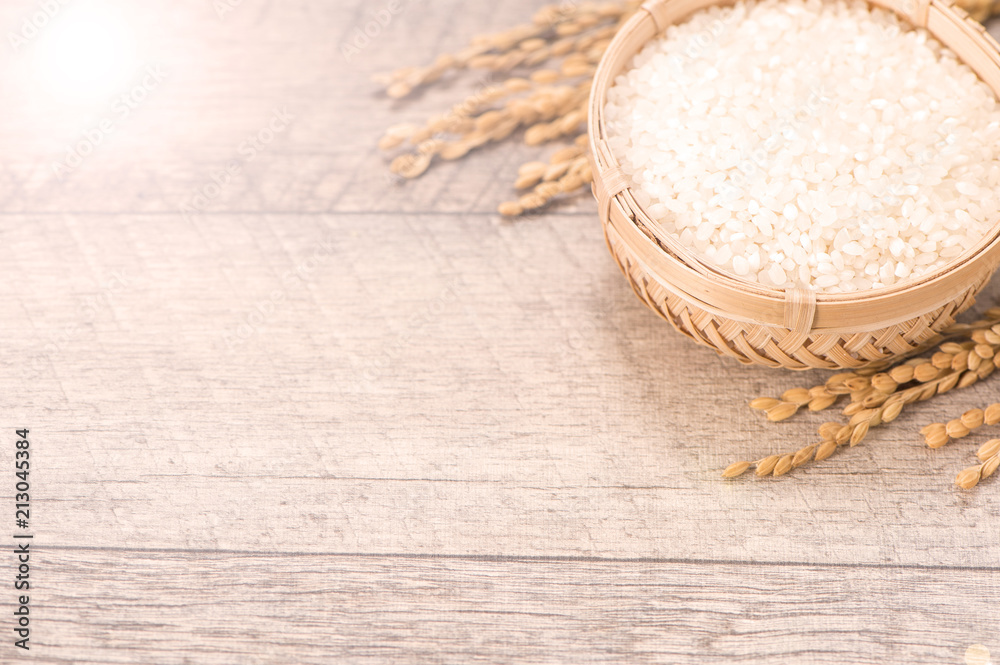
<box><xmin>605</xmin><ymin>0</ymin><xmax>1000</xmax><ymax>293</ymax></box>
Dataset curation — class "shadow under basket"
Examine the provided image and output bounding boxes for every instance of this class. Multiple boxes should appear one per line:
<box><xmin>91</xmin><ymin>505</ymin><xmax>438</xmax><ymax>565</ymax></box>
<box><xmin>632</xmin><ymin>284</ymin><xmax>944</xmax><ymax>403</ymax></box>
<box><xmin>588</xmin><ymin>0</ymin><xmax>1000</xmax><ymax>370</ymax></box>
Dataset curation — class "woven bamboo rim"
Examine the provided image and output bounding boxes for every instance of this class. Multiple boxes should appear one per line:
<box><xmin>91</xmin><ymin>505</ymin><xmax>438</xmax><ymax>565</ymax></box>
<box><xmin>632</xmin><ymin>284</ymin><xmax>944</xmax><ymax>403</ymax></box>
<box><xmin>588</xmin><ymin>0</ymin><xmax>1000</xmax><ymax>370</ymax></box>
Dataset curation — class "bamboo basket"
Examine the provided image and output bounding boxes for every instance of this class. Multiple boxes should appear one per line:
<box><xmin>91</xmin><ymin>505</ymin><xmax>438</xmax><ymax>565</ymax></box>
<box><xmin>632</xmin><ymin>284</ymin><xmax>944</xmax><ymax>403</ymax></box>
<box><xmin>588</xmin><ymin>0</ymin><xmax>1000</xmax><ymax>370</ymax></box>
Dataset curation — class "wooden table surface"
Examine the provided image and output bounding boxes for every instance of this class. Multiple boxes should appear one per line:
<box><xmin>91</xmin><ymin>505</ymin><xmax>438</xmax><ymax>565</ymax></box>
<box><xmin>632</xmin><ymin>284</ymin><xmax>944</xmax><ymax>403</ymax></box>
<box><xmin>1</xmin><ymin>0</ymin><xmax>999</xmax><ymax>663</ymax></box>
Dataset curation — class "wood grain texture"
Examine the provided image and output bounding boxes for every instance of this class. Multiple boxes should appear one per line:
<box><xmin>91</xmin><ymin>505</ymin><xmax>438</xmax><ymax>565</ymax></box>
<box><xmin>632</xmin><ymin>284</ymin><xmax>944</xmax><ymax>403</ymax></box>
<box><xmin>0</xmin><ymin>0</ymin><xmax>998</xmax><ymax>662</ymax></box>
<box><xmin>23</xmin><ymin>550</ymin><xmax>1000</xmax><ymax>665</ymax></box>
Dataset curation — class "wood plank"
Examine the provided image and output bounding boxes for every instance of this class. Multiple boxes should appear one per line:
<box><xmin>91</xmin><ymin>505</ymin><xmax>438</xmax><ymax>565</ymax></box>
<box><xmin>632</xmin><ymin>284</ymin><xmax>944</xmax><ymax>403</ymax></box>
<box><xmin>27</xmin><ymin>551</ymin><xmax>1000</xmax><ymax>664</ymax></box>
<box><xmin>0</xmin><ymin>5</ymin><xmax>994</xmax><ymax>216</ymax></box>
<box><xmin>0</xmin><ymin>0</ymin><xmax>576</xmax><ymax>216</ymax></box>
<box><xmin>2</xmin><ymin>212</ymin><xmax>999</xmax><ymax>566</ymax></box>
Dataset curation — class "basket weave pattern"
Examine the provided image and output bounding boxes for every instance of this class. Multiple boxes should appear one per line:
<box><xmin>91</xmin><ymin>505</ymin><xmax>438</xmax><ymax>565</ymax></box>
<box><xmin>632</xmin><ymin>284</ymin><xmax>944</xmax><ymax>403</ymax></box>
<box><xmin>589</xmin><ymin>0</ymin><xmax>1000</xmax><ymax>370</ymax></box>
<box><xmin>604</xmin><ymin>216</ymin><xmax>987</xmax><ymax>369</ymax></box>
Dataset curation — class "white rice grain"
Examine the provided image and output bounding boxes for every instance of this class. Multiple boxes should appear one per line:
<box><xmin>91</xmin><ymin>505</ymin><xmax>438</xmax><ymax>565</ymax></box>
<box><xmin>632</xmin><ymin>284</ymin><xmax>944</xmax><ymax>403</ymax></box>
<box><xmin>605</xmin><ymin>0</ymin><xmax>1000</xmax><ymax>293</ymax></box>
